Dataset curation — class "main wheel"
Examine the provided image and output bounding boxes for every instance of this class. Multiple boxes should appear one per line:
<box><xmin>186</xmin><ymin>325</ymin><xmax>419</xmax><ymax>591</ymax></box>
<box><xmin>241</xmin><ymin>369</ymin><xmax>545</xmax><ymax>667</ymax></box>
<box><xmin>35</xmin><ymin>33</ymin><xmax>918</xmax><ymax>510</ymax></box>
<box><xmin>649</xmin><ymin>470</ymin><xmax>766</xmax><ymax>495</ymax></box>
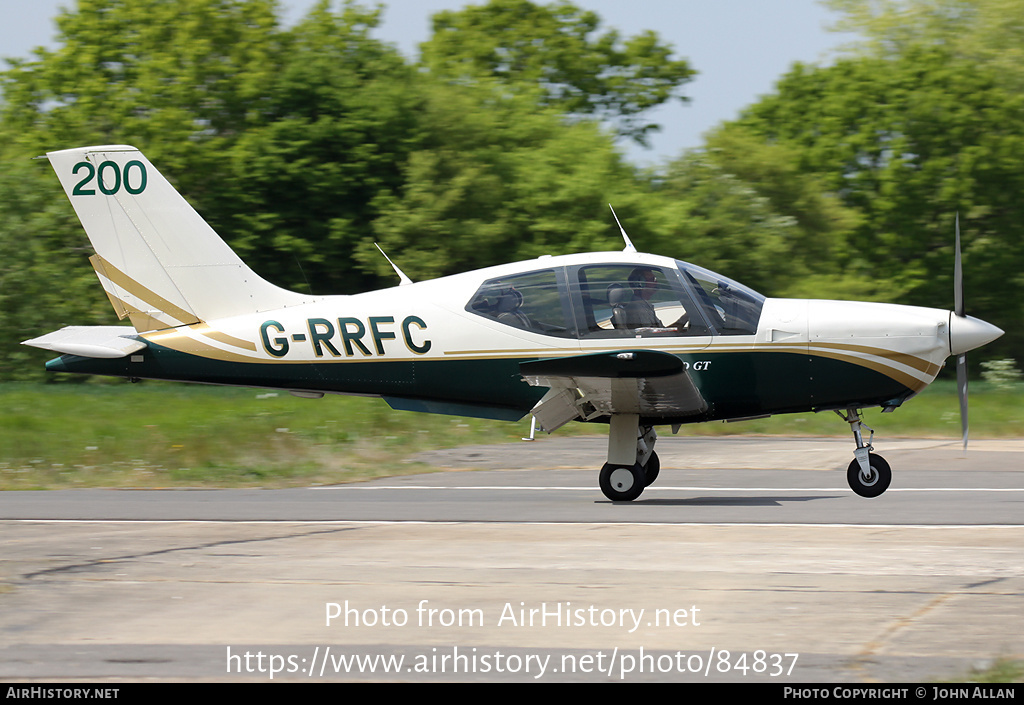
<box><xmin>599</xmin><ymin>462</ymin><xmax>646</xmax><ymax>501</ymax></box>
<box><xmin>847</xmin><ymin>453</ymin><xmax>892</xmax><ymax>498</ymax></box>
<box><xmin>643</xmin><ymin>451</ymin><xmax>660</xmax><ymax>486</ymax></box>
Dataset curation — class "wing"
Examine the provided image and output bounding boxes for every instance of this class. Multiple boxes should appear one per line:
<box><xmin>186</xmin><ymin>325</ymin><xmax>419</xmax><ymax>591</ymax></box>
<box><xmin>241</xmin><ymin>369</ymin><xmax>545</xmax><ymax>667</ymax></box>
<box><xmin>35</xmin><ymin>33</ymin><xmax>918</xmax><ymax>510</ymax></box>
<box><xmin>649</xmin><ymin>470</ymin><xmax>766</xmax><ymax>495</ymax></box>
<box><xmin>520</xmin><ymin>350</ymin><xmax>707</xmax><ymax>432</ymax></box>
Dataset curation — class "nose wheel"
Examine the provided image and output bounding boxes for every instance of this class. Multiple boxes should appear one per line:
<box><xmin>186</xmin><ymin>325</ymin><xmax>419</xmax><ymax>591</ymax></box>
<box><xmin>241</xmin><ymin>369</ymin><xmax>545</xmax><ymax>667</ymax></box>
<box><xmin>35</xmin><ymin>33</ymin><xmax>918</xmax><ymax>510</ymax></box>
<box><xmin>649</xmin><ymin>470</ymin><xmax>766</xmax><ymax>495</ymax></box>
<box><xmin>838</xmin><ymin>409</ymin><xmax>892</xmax><ymax>498</ymax></box>
<box><xmin>846</xmin><ymin>453</ymin><xmax>891</xmax><ymax>498</ymax></box>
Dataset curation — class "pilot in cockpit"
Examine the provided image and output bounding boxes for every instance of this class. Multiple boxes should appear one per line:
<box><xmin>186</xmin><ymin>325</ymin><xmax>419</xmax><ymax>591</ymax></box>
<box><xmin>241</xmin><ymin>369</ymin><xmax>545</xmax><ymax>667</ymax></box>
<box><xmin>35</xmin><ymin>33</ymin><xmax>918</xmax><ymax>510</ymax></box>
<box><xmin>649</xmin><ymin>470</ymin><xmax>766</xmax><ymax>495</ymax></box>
<box><xmin>609</xmin><ymin>267</ymin><xmax>689</xmax><ymax>331</ymax></box>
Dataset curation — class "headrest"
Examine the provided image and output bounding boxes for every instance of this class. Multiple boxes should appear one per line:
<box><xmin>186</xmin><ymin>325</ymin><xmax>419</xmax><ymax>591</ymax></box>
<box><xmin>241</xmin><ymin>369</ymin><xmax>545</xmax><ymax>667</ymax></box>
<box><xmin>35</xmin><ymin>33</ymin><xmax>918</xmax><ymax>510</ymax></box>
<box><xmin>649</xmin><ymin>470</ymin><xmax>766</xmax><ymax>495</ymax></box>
<box><xmin>607</xmin><ymin>283</ymin><xmax>631</xmax><ymax>306</ymax></box>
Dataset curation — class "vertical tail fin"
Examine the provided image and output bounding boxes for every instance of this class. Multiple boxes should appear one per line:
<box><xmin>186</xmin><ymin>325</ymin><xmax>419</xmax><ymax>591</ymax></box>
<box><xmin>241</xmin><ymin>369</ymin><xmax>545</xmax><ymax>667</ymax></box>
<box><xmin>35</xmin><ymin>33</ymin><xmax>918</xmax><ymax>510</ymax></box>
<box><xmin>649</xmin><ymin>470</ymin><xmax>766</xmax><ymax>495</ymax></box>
<box><xmin>47</xmin><ymin>145</ymin><xmax>313</xmax><ymax>330</ymax></box>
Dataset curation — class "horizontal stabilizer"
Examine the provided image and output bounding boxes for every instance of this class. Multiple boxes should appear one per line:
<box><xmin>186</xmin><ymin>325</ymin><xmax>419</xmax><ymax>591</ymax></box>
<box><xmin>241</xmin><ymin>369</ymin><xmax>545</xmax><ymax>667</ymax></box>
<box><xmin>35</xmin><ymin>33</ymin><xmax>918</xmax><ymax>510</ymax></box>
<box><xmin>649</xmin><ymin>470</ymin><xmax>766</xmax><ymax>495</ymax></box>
<box><xmin>22</xmin><ymin>326</ymin><xmax>147</xmax><ymax>359</ymax></box>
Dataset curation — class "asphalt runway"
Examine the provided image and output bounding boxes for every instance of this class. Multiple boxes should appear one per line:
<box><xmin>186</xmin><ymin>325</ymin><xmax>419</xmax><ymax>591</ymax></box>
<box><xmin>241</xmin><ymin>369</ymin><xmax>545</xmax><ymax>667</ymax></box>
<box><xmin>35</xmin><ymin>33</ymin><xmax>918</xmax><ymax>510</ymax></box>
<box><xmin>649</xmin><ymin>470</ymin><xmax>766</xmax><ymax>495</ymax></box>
<box><xmin>1</xmin><ymin>436</ymin><xmax>1022</xmax><ymax>682</ymax></box>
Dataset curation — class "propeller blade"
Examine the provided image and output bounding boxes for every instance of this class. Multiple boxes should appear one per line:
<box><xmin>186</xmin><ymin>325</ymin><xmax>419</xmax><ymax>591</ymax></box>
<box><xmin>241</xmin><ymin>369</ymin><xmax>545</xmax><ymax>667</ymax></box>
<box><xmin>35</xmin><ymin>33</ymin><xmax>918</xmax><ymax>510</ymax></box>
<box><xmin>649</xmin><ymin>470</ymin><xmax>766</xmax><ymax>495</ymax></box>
<box><xmin>954</xmin><ymin>213</ymin><xmax>968</xmax><ymax>450</ymax></box>
<box><xmin>954</xmin><ymin>212</ymin><xmax>964</xmax><ymax>318</ymax></box>
<box><xmin>957</xmin><ymin>353</ymin><xmax>969</xmax><ymax>451</ymax></box>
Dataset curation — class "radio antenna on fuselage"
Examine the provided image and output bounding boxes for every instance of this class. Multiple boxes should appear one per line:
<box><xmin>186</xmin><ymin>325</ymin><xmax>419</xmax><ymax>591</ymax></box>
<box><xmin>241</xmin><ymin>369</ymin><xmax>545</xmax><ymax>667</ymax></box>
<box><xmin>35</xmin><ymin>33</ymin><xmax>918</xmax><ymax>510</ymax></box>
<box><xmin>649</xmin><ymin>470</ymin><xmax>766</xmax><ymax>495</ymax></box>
<box><xmin>608</xmin><ymin>204</ymin><xmax>636</xmax><ymax>253</ymax></box>
<box><xmin>374</xmin><ymin>243</ymin><xmax>413</xmax><ymax>286</ymax></box>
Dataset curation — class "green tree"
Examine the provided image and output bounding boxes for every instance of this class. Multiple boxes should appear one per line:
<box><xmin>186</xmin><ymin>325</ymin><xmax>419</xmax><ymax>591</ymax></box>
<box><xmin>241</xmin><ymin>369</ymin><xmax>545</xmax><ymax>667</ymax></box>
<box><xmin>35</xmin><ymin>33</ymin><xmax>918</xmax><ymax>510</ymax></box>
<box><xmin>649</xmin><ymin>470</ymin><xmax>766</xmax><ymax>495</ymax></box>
<box><xmin>654</xmin><ymin>129</ymin><xmax>864</xmax><ymax>300</ymax></box>
<box><xmin>645</xmin><ymin>151</ymin><xmax>802</xmax><ymax>297</ymax></box>
<box><xmin>362</xmin><ymin>80</ymin><xmax>644</xmax><ymax>281</ymax></box>
<box><xmin>0</xmin><ymin>158</ymin><xmax>111</xmax><ymax>381</ymax></box>
<box><xmin>219</xmin><ymin>0</ymin><xmax>423</xmax><ymax>293</ymax></box>
<box><xmin>419</xmin><ymin>0</ymin><xmax>695</xmax><ymax>145</ymax></box>
<box><xmin>0</xmin><ymin>0</ymin><xmax>281</xmax><ymax>164</ymax></box>
<box><xmin>826</xmin><ymin>0</ymin><xmax>1024</xmax><ymax>80</ymax></box>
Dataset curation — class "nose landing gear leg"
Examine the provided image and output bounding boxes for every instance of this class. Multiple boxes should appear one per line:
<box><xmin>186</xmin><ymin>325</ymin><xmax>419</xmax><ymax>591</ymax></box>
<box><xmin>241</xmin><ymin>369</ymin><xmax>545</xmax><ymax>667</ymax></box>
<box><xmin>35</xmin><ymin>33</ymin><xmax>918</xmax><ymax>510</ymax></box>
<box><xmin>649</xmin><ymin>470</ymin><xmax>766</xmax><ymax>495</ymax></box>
<box><xmin>837</xmin><ymin>409</ymin><xmax>891</xmax><ymax>498</ymax></box>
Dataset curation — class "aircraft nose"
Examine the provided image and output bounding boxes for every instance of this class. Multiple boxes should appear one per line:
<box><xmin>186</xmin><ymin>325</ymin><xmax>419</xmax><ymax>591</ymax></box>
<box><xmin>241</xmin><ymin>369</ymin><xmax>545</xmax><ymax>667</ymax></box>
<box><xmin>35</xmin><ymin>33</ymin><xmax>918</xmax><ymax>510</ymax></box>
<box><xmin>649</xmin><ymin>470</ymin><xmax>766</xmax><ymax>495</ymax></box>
<box><xmin>948</xmin><ymin>312</ymin><xmax>1004</xmax><ymax>356</ymax></box>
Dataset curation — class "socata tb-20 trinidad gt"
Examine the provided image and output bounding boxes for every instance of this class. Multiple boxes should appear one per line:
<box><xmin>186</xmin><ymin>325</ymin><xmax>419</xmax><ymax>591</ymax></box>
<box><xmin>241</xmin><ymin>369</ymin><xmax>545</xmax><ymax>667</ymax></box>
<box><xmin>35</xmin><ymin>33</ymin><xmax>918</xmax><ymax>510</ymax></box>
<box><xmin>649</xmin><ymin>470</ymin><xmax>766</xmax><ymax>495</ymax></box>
<box><xmin>25</xmin><ymin>146</ymin><xmax>1004</xmax><ymax>501</ymax></box>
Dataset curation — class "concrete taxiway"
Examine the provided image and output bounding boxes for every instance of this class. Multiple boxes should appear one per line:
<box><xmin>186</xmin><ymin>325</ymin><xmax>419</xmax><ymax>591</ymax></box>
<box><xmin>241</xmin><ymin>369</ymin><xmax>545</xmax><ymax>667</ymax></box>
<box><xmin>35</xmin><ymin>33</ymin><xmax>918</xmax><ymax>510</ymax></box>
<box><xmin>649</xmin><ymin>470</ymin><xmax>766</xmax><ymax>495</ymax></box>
<box><xmin>1</xmin><ymin>437</ymin><xmax>1022</xmax><ymax>682</ymax></box>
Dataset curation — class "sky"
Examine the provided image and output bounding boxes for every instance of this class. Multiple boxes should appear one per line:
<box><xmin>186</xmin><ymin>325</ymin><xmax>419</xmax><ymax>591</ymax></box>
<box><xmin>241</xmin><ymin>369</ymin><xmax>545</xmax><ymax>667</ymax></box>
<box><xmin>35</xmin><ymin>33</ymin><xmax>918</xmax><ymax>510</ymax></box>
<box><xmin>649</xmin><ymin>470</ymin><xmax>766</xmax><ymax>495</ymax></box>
<box><xmin>0</xmin><ymin>0</ymin><xmax>858</xmax><ymax>166</ymax></box>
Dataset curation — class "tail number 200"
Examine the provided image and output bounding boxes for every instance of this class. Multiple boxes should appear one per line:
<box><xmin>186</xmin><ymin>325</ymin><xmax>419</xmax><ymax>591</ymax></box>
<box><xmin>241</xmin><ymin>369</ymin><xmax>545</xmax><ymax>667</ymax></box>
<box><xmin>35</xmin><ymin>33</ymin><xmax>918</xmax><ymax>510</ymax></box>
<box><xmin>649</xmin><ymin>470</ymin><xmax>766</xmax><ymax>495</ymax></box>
<box><xmin>72</xmin><ymin>160</ymin><xmax>148</xmax><ymax>196</ymax></box>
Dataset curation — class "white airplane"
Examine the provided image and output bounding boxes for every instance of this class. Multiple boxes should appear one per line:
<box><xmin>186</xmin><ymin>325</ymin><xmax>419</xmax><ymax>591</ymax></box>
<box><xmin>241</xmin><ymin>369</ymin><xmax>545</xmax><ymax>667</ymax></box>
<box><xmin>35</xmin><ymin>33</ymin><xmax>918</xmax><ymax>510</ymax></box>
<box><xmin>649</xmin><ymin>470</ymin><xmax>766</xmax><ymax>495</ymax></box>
<box><xmin>25</xmin><ymin>146</ymin><xmax>1004</xmax><ymax>501</ymax></box>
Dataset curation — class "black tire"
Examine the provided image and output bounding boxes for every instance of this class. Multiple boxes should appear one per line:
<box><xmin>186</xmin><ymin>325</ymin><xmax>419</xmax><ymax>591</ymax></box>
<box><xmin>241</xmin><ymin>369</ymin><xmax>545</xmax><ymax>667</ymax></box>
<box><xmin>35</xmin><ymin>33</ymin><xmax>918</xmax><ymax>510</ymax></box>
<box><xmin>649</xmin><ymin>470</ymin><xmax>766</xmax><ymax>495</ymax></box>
<box><xmin>643</xmin><ymin>451</ymin><xmax>660</xmax><ymax>486</ymax></box>
<box><xmin>847</xmin><ymin>453</ymin><xmax>892</xmax><ymax>498</ymax></box>
<box><xmin>599</xmin><ymin>462</ymin><xmax>646</xmax><ymax>501</ymax></box>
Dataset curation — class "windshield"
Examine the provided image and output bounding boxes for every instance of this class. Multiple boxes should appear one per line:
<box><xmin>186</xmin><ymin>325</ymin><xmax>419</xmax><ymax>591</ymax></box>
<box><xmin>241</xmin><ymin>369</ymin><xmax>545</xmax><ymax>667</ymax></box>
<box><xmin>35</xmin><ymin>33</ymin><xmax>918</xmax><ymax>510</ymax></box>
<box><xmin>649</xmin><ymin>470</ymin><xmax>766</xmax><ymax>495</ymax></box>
<box><xmin>675</xmin><ymin>260</ymin><xmax>765</xmax><ymax>335</ymax></box>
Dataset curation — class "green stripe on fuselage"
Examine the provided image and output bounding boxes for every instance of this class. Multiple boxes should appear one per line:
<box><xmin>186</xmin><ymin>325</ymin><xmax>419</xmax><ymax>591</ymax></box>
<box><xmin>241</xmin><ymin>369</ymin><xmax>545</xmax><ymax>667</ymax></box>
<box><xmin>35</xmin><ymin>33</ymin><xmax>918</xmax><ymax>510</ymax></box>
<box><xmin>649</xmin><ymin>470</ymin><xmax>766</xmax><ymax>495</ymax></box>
<box><xmin>45</xmin><ymin>343</ymin><xmax>544</xmax><ymax>417</ymax></box>
<box><xmin>45</xmin><ymin>345</ymin><xmax>918</xmax><ymax>423</ymax></box>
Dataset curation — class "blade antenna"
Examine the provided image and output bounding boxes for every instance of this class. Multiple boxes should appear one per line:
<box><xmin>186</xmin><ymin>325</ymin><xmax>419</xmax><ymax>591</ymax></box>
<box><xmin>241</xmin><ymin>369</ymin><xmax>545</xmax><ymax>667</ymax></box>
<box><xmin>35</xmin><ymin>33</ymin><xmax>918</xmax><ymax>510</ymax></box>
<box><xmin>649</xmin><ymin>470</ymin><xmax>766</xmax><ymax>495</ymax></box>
<box><xmin>954</xmin><ymin>213</ymin><xmax>968</xmax><ymax>451</ymax></box>
<box><xmin>374</xmin><ymin>243</ymin><xmax>413</xmax><ymax>286</ymax></box>
<box><xmin>609</xmin><ymin>204</ymin><xmax>636</xmax><ymax>253</ymax></box>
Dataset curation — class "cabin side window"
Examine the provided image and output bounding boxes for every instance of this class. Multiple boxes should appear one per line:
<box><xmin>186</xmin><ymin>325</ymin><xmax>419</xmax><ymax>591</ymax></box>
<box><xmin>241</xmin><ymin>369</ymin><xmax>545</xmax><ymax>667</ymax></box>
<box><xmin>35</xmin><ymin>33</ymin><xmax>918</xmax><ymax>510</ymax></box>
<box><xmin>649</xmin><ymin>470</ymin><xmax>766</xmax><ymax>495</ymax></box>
<box><xmin>572</xmin><ymin>264</ymin><xmax>710</xmax><ymax>338</ymax></box>
<box><xmin>466</xmin><ymin>269</ymin><xmax>573</xmax><ymax>338</ymax></box>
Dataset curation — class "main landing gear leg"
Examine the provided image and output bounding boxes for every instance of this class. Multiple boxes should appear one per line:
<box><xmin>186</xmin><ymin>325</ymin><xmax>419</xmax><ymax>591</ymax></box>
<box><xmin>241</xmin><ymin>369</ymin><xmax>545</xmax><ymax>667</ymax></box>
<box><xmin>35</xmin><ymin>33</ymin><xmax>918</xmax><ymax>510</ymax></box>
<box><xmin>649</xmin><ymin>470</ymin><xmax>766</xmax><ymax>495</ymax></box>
<box><xmin>837</xmin><ymin>409</ymin><xmax>891</xmax><ymax>498</ymax></box>
<box><xmin>599</xmin><ymin>415</ymin><xmax>659</xmax><ymax>502</ymax></box>
<box><xmin>638</xmin><ymin>424</ymin><xmax>659</xmax><ymax>486</ymax></box>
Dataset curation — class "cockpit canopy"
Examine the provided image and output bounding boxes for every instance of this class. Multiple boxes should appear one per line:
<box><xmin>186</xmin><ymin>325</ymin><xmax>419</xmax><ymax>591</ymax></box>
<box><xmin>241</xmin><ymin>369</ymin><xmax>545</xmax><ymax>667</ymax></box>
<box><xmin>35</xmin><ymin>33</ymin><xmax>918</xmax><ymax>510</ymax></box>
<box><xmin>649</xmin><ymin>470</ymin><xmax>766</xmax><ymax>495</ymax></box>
<box><xmin>466</xmin><ymin>259</ymin><xmax>765</xmax><ymax>339</ymax></box>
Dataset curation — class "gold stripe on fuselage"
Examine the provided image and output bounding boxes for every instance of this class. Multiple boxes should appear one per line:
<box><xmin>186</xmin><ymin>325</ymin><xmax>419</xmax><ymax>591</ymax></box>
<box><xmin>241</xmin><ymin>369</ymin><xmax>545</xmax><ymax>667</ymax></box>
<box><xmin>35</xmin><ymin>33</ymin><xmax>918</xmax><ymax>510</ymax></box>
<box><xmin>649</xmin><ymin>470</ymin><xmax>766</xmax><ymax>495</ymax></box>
<box><xmin>143</xmin><ymin>328</ymin><xmax>260</xmax><ymax>363</ymax></box>
<box><xmin>188</xmin><ymin>323</ymin><xmax>257</xmax><ymax>352</ymax></box>
<box><xmin>808</xmin><ymin>341</ymin><xmax>942</xmax><ymax>377</ymax></box>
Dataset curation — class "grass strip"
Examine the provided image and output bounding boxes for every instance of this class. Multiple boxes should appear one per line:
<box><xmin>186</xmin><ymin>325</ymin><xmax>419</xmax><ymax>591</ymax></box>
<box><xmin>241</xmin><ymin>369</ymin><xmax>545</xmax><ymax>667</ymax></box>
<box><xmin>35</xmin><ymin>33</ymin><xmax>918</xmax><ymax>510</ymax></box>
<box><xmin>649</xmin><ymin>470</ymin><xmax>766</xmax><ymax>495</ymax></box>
<box><xmin>2</xmin><ymin>380</ymin><xmax>1021</xmax><ymax>489</ymax></box>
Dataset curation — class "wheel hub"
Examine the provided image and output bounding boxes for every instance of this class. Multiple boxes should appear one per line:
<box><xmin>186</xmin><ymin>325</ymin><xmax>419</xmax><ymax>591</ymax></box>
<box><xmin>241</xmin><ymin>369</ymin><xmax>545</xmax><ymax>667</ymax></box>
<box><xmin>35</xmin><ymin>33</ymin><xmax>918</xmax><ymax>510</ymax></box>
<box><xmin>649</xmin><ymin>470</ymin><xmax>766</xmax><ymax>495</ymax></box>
<box><xmin>609</xmin><ymin>467</ymin><xmax>635</xmax><ymax>491</ymax></box>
